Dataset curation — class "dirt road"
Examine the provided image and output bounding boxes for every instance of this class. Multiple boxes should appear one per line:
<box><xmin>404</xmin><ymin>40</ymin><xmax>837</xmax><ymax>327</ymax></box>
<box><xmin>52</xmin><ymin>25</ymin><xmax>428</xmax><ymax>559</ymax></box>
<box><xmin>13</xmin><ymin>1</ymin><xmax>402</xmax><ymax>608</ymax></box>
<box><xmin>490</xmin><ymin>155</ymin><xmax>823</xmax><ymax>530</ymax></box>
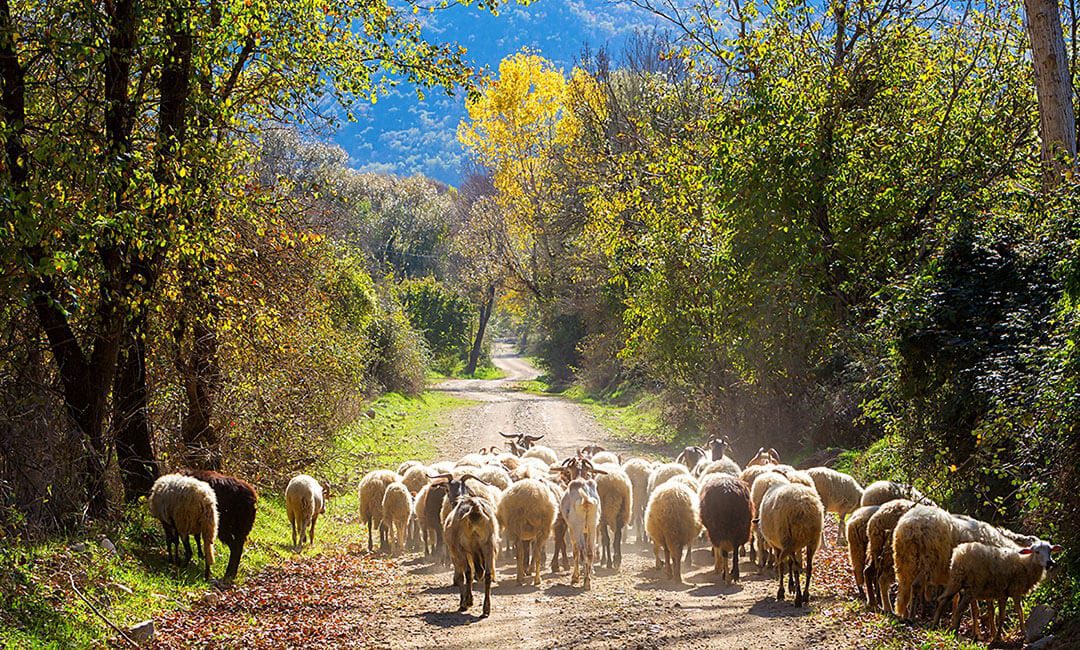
<box><xmin>153</xmin><ymin>347</ymin><xmax>864</xmax><ymax>649</ymax></box>
<box><xmin>386</xmin><ymin>346</ymin><xmax>853</xmax><ymax>649</ymax></box>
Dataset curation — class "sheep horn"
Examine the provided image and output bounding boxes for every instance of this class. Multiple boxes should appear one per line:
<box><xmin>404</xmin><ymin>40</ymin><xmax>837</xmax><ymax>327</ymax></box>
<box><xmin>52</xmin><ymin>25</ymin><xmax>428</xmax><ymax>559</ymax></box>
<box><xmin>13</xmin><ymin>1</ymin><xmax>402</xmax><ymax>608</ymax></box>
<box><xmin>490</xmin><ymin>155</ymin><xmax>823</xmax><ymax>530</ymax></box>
<box><xmin>459</xmin><ymin>474</ymin><xmax>491</xmax><ymax>486</ymax></box>
<box><xmin>499</xmin><ymin>431</ymin><xmax>520</xmax><ymax>439</ymax></box>
<box><xmin>591</xmin><ymin>468</ymin><xmax>608</xmax><ymax>475</ymax></box>
<box><xmin>675</xmin><ymin>451</ymin><xmax>686</xmax><ymax>464</ymax></box>
<box><xmin>524</xmin><ymin>434</ymin><xmax>545</xmax><ymax>441</ymax></box>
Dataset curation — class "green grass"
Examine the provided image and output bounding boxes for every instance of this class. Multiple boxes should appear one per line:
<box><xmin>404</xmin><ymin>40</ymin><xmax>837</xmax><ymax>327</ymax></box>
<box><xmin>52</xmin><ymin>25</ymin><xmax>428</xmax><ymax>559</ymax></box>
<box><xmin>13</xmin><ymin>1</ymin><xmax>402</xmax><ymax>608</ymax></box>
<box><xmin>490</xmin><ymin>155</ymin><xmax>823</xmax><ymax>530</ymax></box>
<box><xmin>0</xmin><ymin>390</ymin><xmax>473</xmax><ymax>649</ymax></box>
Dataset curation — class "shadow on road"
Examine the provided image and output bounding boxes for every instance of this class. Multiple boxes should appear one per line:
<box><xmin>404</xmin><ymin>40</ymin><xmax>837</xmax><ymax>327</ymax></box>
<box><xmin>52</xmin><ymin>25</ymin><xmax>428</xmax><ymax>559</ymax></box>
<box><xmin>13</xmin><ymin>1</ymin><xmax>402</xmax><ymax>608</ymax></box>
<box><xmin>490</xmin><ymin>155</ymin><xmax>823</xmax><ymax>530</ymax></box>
<box><xmin>416</xmin><ymin>610</ymin><xmax>488</xmax><ymax>627</ymax></box>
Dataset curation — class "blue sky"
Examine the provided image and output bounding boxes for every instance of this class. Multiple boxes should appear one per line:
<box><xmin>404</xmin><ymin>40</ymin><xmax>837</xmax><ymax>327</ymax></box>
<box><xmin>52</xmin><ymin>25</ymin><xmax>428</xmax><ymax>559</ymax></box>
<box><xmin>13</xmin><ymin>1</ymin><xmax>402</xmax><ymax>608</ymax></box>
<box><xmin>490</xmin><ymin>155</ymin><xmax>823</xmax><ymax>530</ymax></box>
<box><xmin>330</xmin><ymin>0</ymin><xmax>666</xmax><ymax>186</ymax></box>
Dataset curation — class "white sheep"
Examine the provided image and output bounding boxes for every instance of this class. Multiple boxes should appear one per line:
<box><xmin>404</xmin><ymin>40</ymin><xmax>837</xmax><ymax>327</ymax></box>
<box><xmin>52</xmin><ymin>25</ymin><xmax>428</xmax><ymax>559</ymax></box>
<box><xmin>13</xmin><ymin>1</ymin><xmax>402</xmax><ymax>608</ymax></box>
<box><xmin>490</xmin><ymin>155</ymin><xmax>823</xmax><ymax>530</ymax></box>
<box><xmin>594</xmin><ymin>463</ymin><xmax>632</xmax><ymax>569</ymax></box>
<box><xmin>591</xmin><ymin>451</ymin><xmax>621</xmax><ymax>465</ymax></box>
<box><xmin>397</xmin><ymin>460</ymin><xmax>422</xmax><ymax>476</ymax></box>
<box><xmin>933</xmin><ymin>540</ymin><xmax>1063</xmax><ymax>642</ymax></box>
<box><xmin>746</xmin><ymin>447</ymin><xmax>780</xmax><ymax>467</ymax></box>
<box><xmin>622</xmin><ymin>457</ymin><xmax>654</xmax><ymax>543</ymax></box>
<box><xmin>845</xmin><ymin>505</ymin><xmax>880</xmax><ymax>601</ymax></box>
<box><xmin>700</xmin><ymin>457</ymin><xmax>742</xmax><ymax>477</ymax></box>
<box><xmin>401</xmin><ymin>464</ymin><xmax>430</xmax><ymax>496</ymax></box>
<box><xmin>805</xmin><ymin>467</ymin><xmax>863</xmax><ymax>546</ymax></box>
<box><xmin>148</xmin><ymin>474</ymin><xmax>219</xmax><ymax>579</ymax></box>
<box><xmin>358</xmin><ymin>469</ymin><xmax>401</xmax><ymax>552</ymax></box>
<box><xmin>738</xmin><ymin>463</ymin><xmax>778</xmax><ymax>491</ymax></box>
<box><xmin>560</xmin><ymin>477</ymin><xmax>601</xmax><ymax>589</ymax></box>
<box><xmin>522</xmin><ymin>445</ymin><xmax>558</xmax><ymax>466</ymax></box>
<box><xmin>647</xmin><ymin>462</ymin><xmax>691</xmax><ymax>497</ymax></box>
<box><xmin>645</xmin><ymin>480</ymin><xmax>701</xmax><ymax>584</ymax></box>
<box><xmin>414</xmin><ymin>482</ymin><xmax>447</xmax><ymax>558</ymax></box>
<box><xmin>496</xmin><ymin>478</ymin><xmax>558</xmax><ymax>586</ymax></box>
<box><xmin>474</xmin><ymin>464</ymin><xmax>512</xmax><ymax>491</ymax></box>
<box><xmin>675</xmin><ymin>446</ymin><xmax>710</xmax><ymax>476</ymax></box>
<box><xmin>758</xmin><ymin>483</ymin><xmax>824</xmax><ymax>607</ymax></box>
<box><xmin>860</xmin><ymin>480</ymin><xmax>933</xmax><ymax>507</ymax></box>
<box><xmin>381</xmin><ymin>481</ymin><xmax>413</xmax><ymax>556</ymax></box>
<box><xmin>510</xmin><ymin>457</ymin><xmax>551</xmax><ymax>482</ymax></box>
<box><xmin>865</xmin><ymin>498</ymin><xmax>915</xmax><ymax>612</ymax></box>
<box><xmin>285</xmin><ymin>474</ymin><xmax>325</xmax><ymax>550</ymax></box>
<box><xmin>750</xmin><ymin>471</ymin><xmax>790</xmax><ymax>568</ymax></box>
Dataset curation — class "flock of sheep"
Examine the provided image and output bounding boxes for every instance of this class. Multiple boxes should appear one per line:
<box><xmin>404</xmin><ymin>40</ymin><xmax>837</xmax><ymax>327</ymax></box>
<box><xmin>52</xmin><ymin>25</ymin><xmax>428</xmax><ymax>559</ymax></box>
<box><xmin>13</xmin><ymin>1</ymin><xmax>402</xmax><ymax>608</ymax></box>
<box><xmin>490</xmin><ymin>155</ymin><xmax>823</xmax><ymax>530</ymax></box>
<box><xmin>144</xmin><ymin>432</ymin><xmax>1063</xmax><ymax>644</ymax></box>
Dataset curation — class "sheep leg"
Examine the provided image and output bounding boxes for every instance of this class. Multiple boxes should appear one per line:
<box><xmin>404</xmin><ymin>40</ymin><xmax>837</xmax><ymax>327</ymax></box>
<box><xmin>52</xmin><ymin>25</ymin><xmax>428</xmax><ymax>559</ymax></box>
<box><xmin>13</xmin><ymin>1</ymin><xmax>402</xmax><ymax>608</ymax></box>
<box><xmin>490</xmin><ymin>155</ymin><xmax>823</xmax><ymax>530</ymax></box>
<box><xmin>224</xmin><ymin>541</ymin><xmax>243</xmax><ymax>581</ymax></box>
<box><xmin>672</xmin><ymin>544</ymin><xmax>684</xmax><ymax>584</ymax></box>
<box><xmin>515</xmin><ymin>538</ymin><xmax>526</xmax><ymax>586</ymax></box>
<box><xmin>584</xmin><ymin>530</ymin><xmax>594</xmax><ymax>590</ymax></box>
<box><xmin>614</xmin><ymin>518</ymin><xmax>624</xmax><ymax>569</ymax></box>
<box><xmin>776</xmin><ymin>554</ymin><xmax>786</xmax><ymax>601</ymax></box>
<box><xmin>194</xmin><ymin>534</ymin><xmax>203</xmax><ymax>559</ymax></box>
<box><xmin>459</xmin><ymin>565</ymin><xmax>473</xmax><ymax>611</ymax></box>
<box><xmin>792</xmin><ymin>558</ymin><xmax>804</xmax><ymax>607</ymax></box>
<box><xmin>181</xmin><ymin>535</ymin><xmax>193</xmax><ymax>566</ymax></box>
<box><xmin>864</xmin><ymin>563</ymin><xmax>877</xmax><ymax>609</ymax></box>
<box><xmin>838</xmin><ymin>512</ymin><xmax>849</xmax><ymax>546</ymax></box>
<box><xmin>600</xmin><ymin>525</ymin><xmax>611</xmax><ymax>569</ymax></box>
<box><xmin>663</xmin><ymin>545</ymin><xmax>673</xmax><ymax>579</ymax></box>
<box><xmin>896</xmin><ymin>580</ymin><xmax>912</xmax><ymax>620</ymax></box>
<box><xmin>367</xmin><ymin>518</ymin><xmax>373</xmax><ymax>553</ymax></box>
<box><xmin>531</xmin><ymin>539</ymin><xmax>543</xmax><ymax>586</ymax></box>
<box><xmin>799</xmin><ymin>546</ymin><xmax>812</xmax><ymax>605</ymax></box>
<box><xmin>310</xmin><ymin>512</ymin><xmax>318</xmax><ymax>545</ymax></box>
<box><xmin>1013</xmin><ymin>597</ymin><xmax>1025</xmax><ymax>639</ymax></box>
<box><xmin>931</xmin><ymin>587</ymin><xmax>955</xmax><ymax>627</ymax></box>
<box><xmin>684</xmin><ymin>540</ymin><xmax>693</xmax><ymax>567</ymax></box>
<box><xmin>748</xmin><ymin>533</ymin><xmax>756</xmax><ymax>564</ymax></box>
<box><xmin>481</xmin><ymin>544</ymin><xmax>493</xmax><ymax>618</ymax></box>
<box><xmin>971</xmin><ymin>600</ymin><xmax>985</xmax><ymax>641</ymax></box>
<box><xmin>732</xmin><ymin>548</ymin><xmax>741</xmax><ymax>583</ymax></box>
<box><xmin>950</xmin><ymin>593</ymin><xmax>971</xmax><ymax>634</ymax></box>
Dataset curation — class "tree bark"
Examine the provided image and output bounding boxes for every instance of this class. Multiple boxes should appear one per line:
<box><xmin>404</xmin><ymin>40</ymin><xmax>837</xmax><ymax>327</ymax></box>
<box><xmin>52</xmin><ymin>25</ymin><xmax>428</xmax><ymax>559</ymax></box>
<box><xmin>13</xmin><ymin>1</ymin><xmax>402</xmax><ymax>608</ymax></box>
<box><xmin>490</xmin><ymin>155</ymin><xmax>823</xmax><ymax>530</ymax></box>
<box><xmin>465</xmin><ymin>284</ymin><xmax>496</xmax><ymax>375</ymax></box>
<box><xmin>113</xmin><ymin>324</ymin><xmax>159</xmax><ymax>501</ymax></box>
<box><xmin>1025</xmin><ymin>0</ymin><xmax>1077</xmax><ymax>188</ymax></box>
<box><xmin>177</xmin><ymin>302</ymin><xmax>223</xmax><ymax>470</ymax></box>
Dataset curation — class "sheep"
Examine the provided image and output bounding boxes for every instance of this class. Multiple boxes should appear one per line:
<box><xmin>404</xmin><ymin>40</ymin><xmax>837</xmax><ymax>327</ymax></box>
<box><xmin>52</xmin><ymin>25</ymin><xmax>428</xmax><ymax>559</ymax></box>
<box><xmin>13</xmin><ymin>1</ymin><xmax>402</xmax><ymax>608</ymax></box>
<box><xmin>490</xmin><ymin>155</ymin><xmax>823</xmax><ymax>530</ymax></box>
<box><xmin>747</xmin><ymin>447</ymin><xmax>780</xmax><ymax>467</ymax></box>
<box><xmin>358</xmin><ymin>469</ymin><xmax>401</xmax><ymax>552</ymax></box>
<box><xmin>496</xmin><ymin>478</ymin><xmax>558</xmax><ymax>586</ymax></box>
<box><xmin>499</xmin><ymin>431</ymin><xmax>544</xmax><ymax>456</ymax></box>
<box><xmin>806</xmin><ymin>467</ymin><xmax>863</xmax><ymax>546</ymax></box>
<box><xmin>700</xmin><ymin>458</ymin><xmax>742</xmax><ymax>477</ymax></box>
<box><xmin>415</xmin><ymin>482</ymin><xmax>447</xmax><ymax>557</ymax></box>
<box><xmin>706</xmin><ymin>434</ymin><xmax>734</xmax><ymax>464</ymax></box>
<box><xmin>845</xmin><ymin>505</ymin><xmax>880</xmax><ymax>601</ymax></box>
<box><xmin>180</xmin><ymin>469</ymin><xmax>257</xmax><ymax>580</ymax></box>
<box><xmin>560</xmin><ymin>477</ymin><xmax>601</xmax><ymax>589</ymax></box>
<box><xmin>401</xmin><ymin>464</ymin><xmax>431</xmax><ymax>495</ymax></box>
<box><xmin>285</xmin><ymin>474</ymin><xmax>325</xmax><ymax>550</ymax></box>
<box><xmin>443</xmin><ymin>486</ymin><xmax>500</xmax><ymax>617</ymax></box>
<box><xmin>522</xmin><ymin>445</ymin><xmax>558</xmax><ymax>466</ymax></box>
<box><xmin>148</xmin><ymin>474</ymin><xmax>218</xmax><ymax>579</ymax></box>
<box><xmin>892</xmin><ymin>506</ymin><xmax>1032</xmax><ymax>621</ymax></box>
<box><xmin>750</xmin><ymin>471</ymin><xmax>791</xmax><ymax>568</ymax></box>
<box><xmin>622</xmin><ymin>457</ymin><xmax>654</xmax><ymax>543</ymax></box>
<box><xmin>645</xmin><ymin>480</ymin><xmax>701</xmax><ymax>584</ymax></box>
<box><xmin>457</xmin><ymin>453</ymin><xmax>489</xmax><ymax>468</ymax></box>
<box><xmin>539</xmin><ymin>475</ymin><xmax>571</xmax><ymax>574</ymax></box>
<box><xmin>474</xmin><ymin>464</ymin><xmax>512</xmax><ymax>491</ymax></box>
<box><xmin>590</xmin><ymin>451</ymin><xmax>621</xmax><ymax>466</ymax></box>
<box><xmin>494</xmin><ymin>453</ymin><xmax>521</xmax><ymax>472</ymax></box>
<box><xmin>381</xmin><ymin>481</ymin><xmax>413</xmax><ymax>556</ymax></box>
<box><xmin>776</xmin><ymin>466</ymin><xmax>815</xmax><ymax>488</ymax></box>
<box><xmin>758</xmin><ymin>483</ymin><xmax>824</xmax><ymax>607</ymax></box>
<box><xmin>698</xmin><ymin>473</ymin><xmax>752</xmax><ymax>584</ymax></box>
<box><xmin>647</xmin><ymin>462</ymin><xmax>691</xmax><ymax>496</ymax></box>
<box><xmin>510</xmin><ymin>457</ymin><xmax>550</xmax><ymax>482</ymax></box>
<box><xmin>739</xmin><ymin>463</ymin><xmax>778</xmax><ymax>491</ymax></box>
<box><xmin>579</xmin><ymin>443</ymin><xmax>606</xmax><ymax>457</ymax></box>
<box><xmin>892</xmin><ymin>505</ymin><xmax>957</xmax><ymax>620</ymax></box>
<box><xmin>398</xmin><ymin>460</ymin><xmax>422</xmax><ymax>476</ymax></box>
<box><xmin>594</xmin><ymin>463</ymin><xmax>632</xmax><ymax>569</ymax></box>
<box><xmin>860</xmin><ymin>480</ymin><xmax>932</xmax><ymax>507</ymax></box>
<box><xmin>440</xmin><ymin>475</ymin><xmax>502</xmax><ymax>526</ymax></box>
<box><xmin>933</xmin><ymin>540</ymin><xmax>1063</xmax><ymax>642</ymax></box>
<box><xmin>675</xmin><ymin>446</ymin><xmax>710</xmax><ymax>476</ymax></box>
<box><xmin>865</xmin><ymin>498</ymin><xmax>915</xmax><ymax>612</ymax></box>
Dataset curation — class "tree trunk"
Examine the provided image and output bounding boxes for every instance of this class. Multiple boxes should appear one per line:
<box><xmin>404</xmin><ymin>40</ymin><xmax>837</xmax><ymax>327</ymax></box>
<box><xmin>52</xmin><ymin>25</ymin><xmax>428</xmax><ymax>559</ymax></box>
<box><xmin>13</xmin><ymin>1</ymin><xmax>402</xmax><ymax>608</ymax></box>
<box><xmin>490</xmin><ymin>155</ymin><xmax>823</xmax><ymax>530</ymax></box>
<box><xmin>465</xmin><ymin>284</ymin><xmax>496</xmax><ymax>375</ymax></box>
<box><xmin>179</xmin><ymin>314</ymin><xmax>223</xmax><ymax>470</ymax></box>
<box><xmin>1025</xmin><ymin>0</ymin><xmax>1077</xmax><ymax>188</ymax></box>
<box><xmin>113</xmin><ymin>323</ymin><xmax>159</xmax><ymax>501</ymax></box>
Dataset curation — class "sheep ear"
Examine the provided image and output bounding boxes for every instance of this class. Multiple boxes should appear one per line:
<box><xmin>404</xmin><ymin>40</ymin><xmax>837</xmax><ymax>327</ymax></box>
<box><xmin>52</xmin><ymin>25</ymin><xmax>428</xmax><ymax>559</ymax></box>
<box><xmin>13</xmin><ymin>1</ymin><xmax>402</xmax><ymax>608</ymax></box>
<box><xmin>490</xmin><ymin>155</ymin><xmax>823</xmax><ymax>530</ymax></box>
<box><xmin>1019</xmin><ymin>547</ymin><xmax>1034</xmax><ymax>555</ymax></box>
<box><xmin>1051</xmin><ymin>545</ymin><xmax>1064</xmax><ymax>553</ymax></box>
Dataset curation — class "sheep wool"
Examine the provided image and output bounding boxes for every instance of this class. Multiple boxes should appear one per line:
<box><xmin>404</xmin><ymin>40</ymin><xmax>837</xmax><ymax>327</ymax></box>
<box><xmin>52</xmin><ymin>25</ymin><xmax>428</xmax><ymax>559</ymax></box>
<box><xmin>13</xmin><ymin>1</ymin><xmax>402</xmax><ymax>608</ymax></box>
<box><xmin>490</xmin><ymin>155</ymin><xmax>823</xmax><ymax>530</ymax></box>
<box><xmin>381</xmin><ymin>481</ymin><xmax>413</xmax><ymax>556</ymax></box>
<box><xmin>645</xmin><ymin>481</ymin><xmax>701</xmax><ymax>584</ymax></box>
<box><xmin>497</xmin><ymin>478</ymin><xmax>558</xmax><ymax>586</ymax></box>
<box><xmin>759</xmin><ymin>483</ymin><xmax>824</xmax><ymax>607</ymax></box>
<box><xmin>285</xmin><ymin>474</ymin><xmax>325</xmax><ymax>550</ymax></box>
<box><xmin>892</xmin><ymin>504</ymin><xmax>954</xmax><ymax>619</ymax></box>
<box><xmin>698</xmin><ymin>473</ymin><xmax>752</xmax><ymax>584</ymax></box>
<box><xmin>521</xmin><ymin>445</ymin><xmax>558</xmax><ymax>466</ymax></box>
<box><xmin>845</xmin><ymin>505</ymin><xmax>880</xmax><ymax>599</ymax></box>
<box><xmin>806</xmin><ymin>467</ymin><xmax>864</xmax><ymax>545</ymax></box>
<box><xmin>647</xmin><ymin>462</ymin><xmax>692</xmax><ymax>497</ymax></box>
<box><xmin>148</xmin><ymin>474</ymin><xmax>219</xmax><ymax>579</ymax></box>
<box><xmin>622</xmin><ymin>458</ymin><xmax>654</xmax><ymax>543</ymax></box>
<box><xmin>594</xmin><ymin>463</ymin><xmax>633</xmax><ymax>569</ymax></box>
<box><xmin>358</xmin><ymin>469</ymin><xmax>401</xmax><ymax>552</ymax></box>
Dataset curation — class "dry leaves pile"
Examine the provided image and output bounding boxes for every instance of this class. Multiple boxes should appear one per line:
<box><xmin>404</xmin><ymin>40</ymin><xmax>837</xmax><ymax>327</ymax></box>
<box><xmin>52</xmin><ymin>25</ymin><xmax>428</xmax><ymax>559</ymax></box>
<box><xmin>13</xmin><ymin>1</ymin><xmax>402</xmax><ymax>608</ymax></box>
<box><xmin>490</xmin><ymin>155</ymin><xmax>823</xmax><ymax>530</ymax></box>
<box><xmin>152</xmin><ymin>552</ymin><xmax>405</xmax><ymax>649</ymax></box>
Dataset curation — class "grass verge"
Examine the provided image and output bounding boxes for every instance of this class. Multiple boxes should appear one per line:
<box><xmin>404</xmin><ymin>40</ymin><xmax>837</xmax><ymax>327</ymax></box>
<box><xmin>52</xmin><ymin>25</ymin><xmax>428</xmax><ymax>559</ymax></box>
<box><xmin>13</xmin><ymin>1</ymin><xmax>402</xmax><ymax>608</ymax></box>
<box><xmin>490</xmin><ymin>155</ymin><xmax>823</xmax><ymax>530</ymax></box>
<box><xmin>0</xmin><ymin>390</ymin><xmax>472</xmax><ymax>649</ymax></box>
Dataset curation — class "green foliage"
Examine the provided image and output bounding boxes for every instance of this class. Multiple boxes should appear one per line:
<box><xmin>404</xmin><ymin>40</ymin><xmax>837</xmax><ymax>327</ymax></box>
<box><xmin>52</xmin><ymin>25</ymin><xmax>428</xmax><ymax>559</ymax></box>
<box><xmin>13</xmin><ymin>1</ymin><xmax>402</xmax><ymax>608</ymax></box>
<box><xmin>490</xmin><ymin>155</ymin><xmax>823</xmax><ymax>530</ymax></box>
<box><xmin>396</xmin><ymin>277</ymin><xmax>473</xmax><ymax>372</ymax></box>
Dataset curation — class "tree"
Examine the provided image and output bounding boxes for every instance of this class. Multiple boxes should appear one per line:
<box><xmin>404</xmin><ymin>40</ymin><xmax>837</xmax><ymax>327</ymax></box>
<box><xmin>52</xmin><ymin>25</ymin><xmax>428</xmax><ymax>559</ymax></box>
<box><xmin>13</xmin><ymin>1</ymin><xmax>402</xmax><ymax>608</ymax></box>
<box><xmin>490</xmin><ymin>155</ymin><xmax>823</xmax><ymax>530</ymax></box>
<box><xmin>1024</xmin><ymin>0</ymin><xmax>1077</xmax><ymax>187</ymax></box>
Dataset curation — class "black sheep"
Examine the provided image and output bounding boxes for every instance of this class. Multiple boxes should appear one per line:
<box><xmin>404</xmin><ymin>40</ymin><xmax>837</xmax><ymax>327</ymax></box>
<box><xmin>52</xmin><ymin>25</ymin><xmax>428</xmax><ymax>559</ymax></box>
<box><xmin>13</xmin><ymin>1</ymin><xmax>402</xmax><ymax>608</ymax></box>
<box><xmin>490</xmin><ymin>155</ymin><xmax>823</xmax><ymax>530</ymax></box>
<box><xmin>698</xmin><ymin>474</ymin><xmax>752</xmax><ymax>584</ymax></box>
<box><xmin>181</xmin><ymin>469</ymin><xmax>258</xmax><ymax>580</ymax></box>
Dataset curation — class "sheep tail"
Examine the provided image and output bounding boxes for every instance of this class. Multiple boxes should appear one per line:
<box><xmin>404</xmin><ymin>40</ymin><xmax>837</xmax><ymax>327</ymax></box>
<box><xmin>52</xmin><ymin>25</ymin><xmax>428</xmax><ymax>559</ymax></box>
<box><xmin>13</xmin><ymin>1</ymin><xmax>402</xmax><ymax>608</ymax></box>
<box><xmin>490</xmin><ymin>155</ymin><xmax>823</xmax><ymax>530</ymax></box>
<box><xmin>204</xmin><ymin>527</ymin><xmax>216</xmax><ymax>565</ymax></box>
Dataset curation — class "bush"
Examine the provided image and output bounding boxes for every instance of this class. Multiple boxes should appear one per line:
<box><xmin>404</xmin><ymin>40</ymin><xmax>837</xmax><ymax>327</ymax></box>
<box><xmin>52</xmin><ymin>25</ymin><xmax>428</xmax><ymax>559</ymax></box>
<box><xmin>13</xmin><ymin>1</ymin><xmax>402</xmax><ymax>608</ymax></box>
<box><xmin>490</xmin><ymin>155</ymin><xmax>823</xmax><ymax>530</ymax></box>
<box><xmin>396</xmin><ymin>277</ymin><xmax>473</xmax><ymax>373</ymax></box>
